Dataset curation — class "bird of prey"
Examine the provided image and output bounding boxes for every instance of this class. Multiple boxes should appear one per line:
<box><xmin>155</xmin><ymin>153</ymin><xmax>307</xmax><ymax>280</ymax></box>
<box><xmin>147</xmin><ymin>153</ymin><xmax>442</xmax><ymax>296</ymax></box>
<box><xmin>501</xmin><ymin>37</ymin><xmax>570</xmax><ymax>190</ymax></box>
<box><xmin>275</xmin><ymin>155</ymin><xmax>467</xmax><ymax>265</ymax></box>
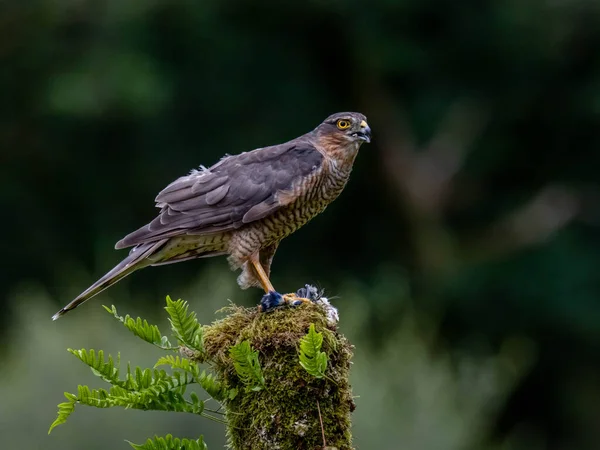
<box><xmin>52</xmin><ymin>112</ymin><xmax>371</xmax><ymax>320</ymax></box>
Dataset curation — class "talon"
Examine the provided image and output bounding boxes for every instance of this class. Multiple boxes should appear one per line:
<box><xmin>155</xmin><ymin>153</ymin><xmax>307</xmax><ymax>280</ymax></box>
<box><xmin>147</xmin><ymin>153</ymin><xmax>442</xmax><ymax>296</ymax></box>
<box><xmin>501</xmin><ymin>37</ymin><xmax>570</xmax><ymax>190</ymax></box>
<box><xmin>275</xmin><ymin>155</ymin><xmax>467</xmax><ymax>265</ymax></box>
<box><xmin>282</xmin><ymin>293</ymin><xmax>313</xmax><ymax>306</ymax></box>
<box><xmin>260</xmin><ymin>291</ymin><xmax>285</xmax><ymax>312</ymax></box>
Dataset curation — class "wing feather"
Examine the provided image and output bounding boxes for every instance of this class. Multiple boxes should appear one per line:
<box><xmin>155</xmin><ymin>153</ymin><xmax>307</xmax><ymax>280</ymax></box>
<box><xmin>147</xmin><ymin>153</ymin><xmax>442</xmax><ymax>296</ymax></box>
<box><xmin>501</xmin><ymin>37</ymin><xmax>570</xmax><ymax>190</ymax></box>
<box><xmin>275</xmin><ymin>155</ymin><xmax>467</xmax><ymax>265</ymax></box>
<box><xmin>205</xmin><ymin>184</ymin><xmax>230</xmax><ymax>205</ymax></box>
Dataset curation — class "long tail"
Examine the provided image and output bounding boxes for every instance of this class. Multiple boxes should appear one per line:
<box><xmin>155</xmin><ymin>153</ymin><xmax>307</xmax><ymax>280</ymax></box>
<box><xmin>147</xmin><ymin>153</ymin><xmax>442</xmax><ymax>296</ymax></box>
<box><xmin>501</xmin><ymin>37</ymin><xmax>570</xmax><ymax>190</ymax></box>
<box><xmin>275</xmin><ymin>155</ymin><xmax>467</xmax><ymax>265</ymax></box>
<box><xmin>52</xmin><ymin>240</ymin><xmax>166</xmax><ymax>320</ymax></box>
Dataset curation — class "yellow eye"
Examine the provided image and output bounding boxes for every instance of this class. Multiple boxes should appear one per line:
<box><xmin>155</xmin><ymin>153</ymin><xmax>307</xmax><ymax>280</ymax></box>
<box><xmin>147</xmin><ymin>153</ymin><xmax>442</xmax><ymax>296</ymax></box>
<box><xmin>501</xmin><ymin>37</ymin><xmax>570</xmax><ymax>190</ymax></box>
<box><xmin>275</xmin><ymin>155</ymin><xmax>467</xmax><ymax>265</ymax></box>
<box><xmin>336</xmin><ymin>119</ymin><xmax>351</xmax><ymax>130</ymax></box>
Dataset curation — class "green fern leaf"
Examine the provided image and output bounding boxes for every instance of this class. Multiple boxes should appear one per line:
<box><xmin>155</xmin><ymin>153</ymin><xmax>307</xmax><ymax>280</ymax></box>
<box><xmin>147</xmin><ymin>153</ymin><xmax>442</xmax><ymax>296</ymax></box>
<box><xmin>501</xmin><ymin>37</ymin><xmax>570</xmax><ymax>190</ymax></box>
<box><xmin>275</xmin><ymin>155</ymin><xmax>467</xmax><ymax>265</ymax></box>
<box><xmin>77</xmin><ymin>385</ymin><xmax>112</xmax><ymax>408</ymax></box>
<box><xmin>165</xmin><ymin>296</ymin><xmax>203</xmax><ymax>352</ymax></box>
<box><xmin>123</xmin><ymin>363</ymin><xmax>136</xmax><ymax>390</ymax></box>
<box><xmin>155</xmin><ymin>355</ymin><xmax>200</xmax><ymax>378</ymax></box>
<box><xmin>229</xmin><ymin>340</ymin><xmax>265</xmax><ymax>391</ymax></box>
<box><xmin>298</xmin><ymin>323</ymin><xmax>328</xmax><ymax>379</ymax></box>
<box><xmin>127</xmin><ymin>434</ymin><xmax>207</xmax><ymax>450</ymax></box>
<box><xmin>188</xmin><ymin>391</ymin><xmax>205</xmax><ymax>414</ymax></box>
<box><xmin>104</xmin><ymin>305</ymin><xmax>174</xmax><ymax>350</ymax></box>
<box><xmin>136</xmin><ymin>367</ymin><xmax>153</xmax><ymax>390</ymax></box>
<box><xmin>50</xmin><ymin>379</ymin><xmax>209</xmax><ymax>435</ymax></box>
<box><xmin>109</xmin><ymin>371</ymin><xmax>197</xmax><ymax>412</ymax></box>
<box><xmin>48</xmin><ymin>392</ymin><xmax>77</xmax><ymax>434</ymax></box>
<box><xmin>151</xmin><ymin>371</ymin><xmax>193</xmax><ymax>398</ymax></box>
<box><xmin>68</xmin><ymin>348</ymin><xmax>129</xmax><ymax>388</ymax></box>
<box><xmin>197</xmin><ymin>370</ymin><xmax>228</xmax><ymax>401</ymax></box>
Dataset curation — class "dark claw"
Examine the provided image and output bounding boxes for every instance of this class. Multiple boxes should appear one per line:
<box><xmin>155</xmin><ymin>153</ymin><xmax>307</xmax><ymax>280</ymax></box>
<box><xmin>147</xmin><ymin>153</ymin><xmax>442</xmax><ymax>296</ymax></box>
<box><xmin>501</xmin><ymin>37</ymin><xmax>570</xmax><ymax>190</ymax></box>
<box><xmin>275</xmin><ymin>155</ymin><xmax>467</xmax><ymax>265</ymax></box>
<box><xmin>296</xmin><ymin>284</ymin><xmax>324</xmax><ymax>302</ymax></box>
<box><xmin>260</xmin><ymin>291</ymin><xmax>285</xmax><ymax>312</ymax></box>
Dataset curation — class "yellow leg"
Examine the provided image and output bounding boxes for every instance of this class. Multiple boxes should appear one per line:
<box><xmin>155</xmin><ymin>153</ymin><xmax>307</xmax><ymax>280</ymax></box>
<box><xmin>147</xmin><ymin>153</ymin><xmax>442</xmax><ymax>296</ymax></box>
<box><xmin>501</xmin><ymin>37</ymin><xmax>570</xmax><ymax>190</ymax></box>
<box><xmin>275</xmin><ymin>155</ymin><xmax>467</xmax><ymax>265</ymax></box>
<box><xmin>250</xmin><ymin>255</ymin><xmax>275</xmax><ymax>293</ymax></box>
<box><xmin>250</xmin><ymin>253</ymin><xmax>313</xmax><ymax>309</ymax></box>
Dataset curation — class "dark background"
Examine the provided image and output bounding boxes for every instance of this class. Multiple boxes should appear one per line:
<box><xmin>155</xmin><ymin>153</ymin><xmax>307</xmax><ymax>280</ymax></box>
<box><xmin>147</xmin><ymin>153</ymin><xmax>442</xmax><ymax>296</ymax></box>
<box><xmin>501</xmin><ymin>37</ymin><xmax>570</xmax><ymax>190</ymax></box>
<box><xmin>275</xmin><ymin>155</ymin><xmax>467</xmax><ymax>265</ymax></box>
<box><xmin>2</xmin><ymin>1</ymin><xmax>600</xmax><ymax>449</ymax></box>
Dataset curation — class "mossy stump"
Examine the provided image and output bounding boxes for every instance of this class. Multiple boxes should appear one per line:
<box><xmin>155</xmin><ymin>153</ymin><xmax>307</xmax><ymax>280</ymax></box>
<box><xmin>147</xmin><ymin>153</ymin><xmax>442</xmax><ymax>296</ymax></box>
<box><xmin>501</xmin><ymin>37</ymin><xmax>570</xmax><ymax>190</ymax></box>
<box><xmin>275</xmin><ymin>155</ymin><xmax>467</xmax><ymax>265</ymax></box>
<box><xmin>201</xmin><ymin>303</ymin><xmax>355</xmax><ymax>450</ymax></box>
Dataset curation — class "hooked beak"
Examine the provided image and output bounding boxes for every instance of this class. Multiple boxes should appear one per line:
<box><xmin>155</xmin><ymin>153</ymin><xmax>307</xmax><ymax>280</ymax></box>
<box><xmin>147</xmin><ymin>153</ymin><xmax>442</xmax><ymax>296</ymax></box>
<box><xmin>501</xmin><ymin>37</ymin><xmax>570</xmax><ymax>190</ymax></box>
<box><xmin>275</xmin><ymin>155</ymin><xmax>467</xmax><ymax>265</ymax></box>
<box><xmin>353</xmin><ymin>120</ymin><xmax>371</xmax><ymax>143</ymax></box>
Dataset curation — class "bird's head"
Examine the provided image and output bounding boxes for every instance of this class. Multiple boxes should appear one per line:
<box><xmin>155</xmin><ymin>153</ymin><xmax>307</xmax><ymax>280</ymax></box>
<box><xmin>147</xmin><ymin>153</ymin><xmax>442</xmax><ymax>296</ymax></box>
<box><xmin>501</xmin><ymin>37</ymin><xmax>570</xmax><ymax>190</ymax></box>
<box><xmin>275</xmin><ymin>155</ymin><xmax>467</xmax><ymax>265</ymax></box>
<box><xmin>315</xmin><ymin>112</ymin><xmax>372</xmax><ymax>146</ymax></box>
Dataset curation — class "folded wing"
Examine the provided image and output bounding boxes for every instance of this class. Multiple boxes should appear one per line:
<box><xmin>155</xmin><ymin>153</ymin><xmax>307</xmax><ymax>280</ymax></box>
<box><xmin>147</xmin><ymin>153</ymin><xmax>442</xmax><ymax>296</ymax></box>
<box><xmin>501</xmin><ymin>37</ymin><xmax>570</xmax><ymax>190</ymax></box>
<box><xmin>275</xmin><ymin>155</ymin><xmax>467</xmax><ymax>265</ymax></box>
<box><xmin>115</xmin><ymin>142</ymin><xmax>323</xmax><ymax>249</ymax></box>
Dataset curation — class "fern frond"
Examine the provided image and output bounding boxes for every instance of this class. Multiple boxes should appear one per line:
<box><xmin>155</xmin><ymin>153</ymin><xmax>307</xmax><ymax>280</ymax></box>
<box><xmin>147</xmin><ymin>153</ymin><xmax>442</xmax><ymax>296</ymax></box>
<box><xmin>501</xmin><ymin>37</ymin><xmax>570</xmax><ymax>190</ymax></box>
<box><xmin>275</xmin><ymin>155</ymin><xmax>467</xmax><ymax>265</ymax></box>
<box><xmin>67</xmin><ymin>348</ymin><xmax>129</xmax><ymax>388</ymax></box>
<box><xmin>77</xmin><ymin>385</ymin><xmax>113</xmax><ymax>408</ymax></box>
<box><xmin>48</xmin><ymin>392</ymin><xmax>77</xmax><ymax>434</ymax></box>
<box><xmin>197</xmin><ymin>370</ymin><xmax>229</xmax><ymax>401</ymax></box>
<box><xmin>229</xmin><ymin>340</ymin><xmax>265</xmax><ymax>391</ymax></box>
<box><xmin>49</xmin><ymin>374</ymin><xmax>206</xmax><ymax>434</ymax></box>
<box><xmin>155</xmin><ymin>355</ymin><xmax>200</xmax><ymax>378</ymax></box>
<box><xmin>145</xmin><ymin>370</ymin><xmax>193</xmax><ymax>397</ymax></box>
<box><xmin>108</xmin><ymin>385</ymin><xmax>181</xmax><ymax>411</ymax></box>
<box><xmin>165</xmin><ymin>296</ymin><xmax>203</xmax><ymax>352</ymax></box>
<box><xmin>298</xmin><ymin>323</ymin><xmax>328</xmax><ymax>379</ymax></box>
<box><xmin>123</xmin><ymin>368</ymin><xmax>194</xmax><ymax>400</ymax></box>
<box><xmin>104</xmin><ymin>305</ymin><xmax>174</xmax><ymax>350</ymax></box>
<box><xmin>127</xmin><ymin>434</ymin><xmax>207</xmax><ymax>450</ymax></box>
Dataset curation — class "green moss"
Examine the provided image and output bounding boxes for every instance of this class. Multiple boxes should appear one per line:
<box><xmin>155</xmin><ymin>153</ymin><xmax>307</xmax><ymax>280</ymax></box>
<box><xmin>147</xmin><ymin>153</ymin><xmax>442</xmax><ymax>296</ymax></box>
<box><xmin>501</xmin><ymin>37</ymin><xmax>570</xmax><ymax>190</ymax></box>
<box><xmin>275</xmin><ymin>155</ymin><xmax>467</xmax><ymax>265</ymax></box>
<box><xmin>200</xmin><ymin>303</ymin><xmax>355</xmax><ymax>450</ymax></box>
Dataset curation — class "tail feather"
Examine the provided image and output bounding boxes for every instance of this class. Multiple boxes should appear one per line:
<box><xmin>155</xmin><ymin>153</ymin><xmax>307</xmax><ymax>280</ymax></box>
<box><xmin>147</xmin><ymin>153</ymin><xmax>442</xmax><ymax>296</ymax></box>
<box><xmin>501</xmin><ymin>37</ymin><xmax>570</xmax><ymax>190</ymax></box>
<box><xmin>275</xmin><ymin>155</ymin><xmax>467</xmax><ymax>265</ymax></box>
<box><xmin>52</xmin><ymin>240</ymin><xmax>166</xmax><ymax>320</ymax></box>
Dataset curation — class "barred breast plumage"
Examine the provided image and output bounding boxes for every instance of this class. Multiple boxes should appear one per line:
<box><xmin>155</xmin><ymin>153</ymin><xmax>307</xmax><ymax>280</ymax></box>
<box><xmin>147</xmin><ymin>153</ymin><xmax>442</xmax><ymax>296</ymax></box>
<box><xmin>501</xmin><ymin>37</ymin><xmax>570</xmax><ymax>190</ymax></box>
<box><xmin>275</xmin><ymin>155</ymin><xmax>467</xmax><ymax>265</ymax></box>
<box><xmin>229</xmin><ymin>159</ymin><xmax>349</xmax><ymax>256</ymax></box>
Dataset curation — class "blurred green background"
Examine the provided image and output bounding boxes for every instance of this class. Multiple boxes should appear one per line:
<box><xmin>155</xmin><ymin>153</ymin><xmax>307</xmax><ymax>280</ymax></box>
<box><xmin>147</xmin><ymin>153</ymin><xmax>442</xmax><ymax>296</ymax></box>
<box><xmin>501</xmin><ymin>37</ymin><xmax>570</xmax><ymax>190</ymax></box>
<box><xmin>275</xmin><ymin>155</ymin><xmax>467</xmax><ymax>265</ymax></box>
<box><xmin>2</xmin><ymin>0</ymin><xmax>600</xmax><ymax>449</ymax></box>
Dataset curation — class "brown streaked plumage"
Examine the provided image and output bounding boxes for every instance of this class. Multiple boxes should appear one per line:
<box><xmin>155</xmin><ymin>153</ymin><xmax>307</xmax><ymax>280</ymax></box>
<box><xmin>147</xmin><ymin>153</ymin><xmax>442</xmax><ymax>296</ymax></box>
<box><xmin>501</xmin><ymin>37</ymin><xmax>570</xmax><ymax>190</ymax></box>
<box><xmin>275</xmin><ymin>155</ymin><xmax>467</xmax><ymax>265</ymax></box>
<box><xmin>52</xmin><ymin>112</ymin><xmax>371</xmax><ymax>320</ymax></box>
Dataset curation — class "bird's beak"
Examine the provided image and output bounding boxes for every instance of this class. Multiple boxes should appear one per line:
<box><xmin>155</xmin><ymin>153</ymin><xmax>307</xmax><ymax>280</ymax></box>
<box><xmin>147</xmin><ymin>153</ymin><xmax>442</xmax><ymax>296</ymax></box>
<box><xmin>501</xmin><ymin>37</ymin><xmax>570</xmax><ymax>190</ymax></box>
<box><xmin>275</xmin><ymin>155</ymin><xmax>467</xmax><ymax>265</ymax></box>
<box><xmin>356</xmin><ymin>120</ymin><xmax>371</xmax><ymax>143</ymax></box>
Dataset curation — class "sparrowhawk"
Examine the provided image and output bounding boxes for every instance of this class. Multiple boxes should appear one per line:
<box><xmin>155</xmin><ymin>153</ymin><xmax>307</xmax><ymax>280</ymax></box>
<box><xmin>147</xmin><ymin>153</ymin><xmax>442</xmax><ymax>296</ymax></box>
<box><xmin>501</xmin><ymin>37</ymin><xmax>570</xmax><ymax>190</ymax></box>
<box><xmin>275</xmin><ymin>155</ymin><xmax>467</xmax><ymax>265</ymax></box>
<box><xmin>52</xmin><ymin>112</ymin><xmax>371</xmax><ymax>319</ymax></box>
